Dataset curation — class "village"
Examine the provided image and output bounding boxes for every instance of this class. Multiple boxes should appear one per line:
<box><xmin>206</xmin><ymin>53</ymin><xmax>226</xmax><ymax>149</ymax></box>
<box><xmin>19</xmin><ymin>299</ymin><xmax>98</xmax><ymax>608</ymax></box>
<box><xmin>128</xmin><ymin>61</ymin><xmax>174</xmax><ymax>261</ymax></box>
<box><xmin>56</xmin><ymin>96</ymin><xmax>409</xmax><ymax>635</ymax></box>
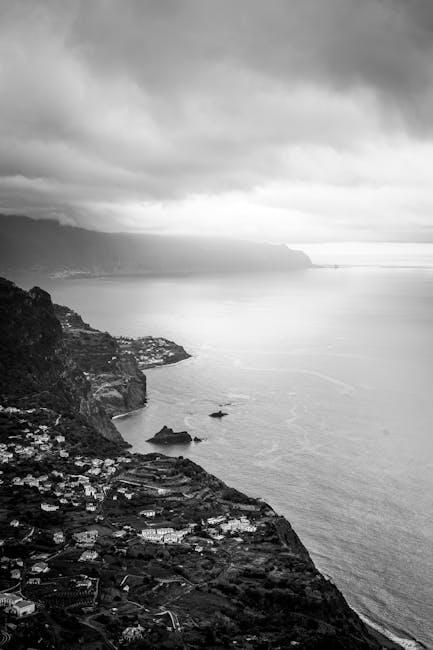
<box><xmin>116</xmin><ymin>336</ymin><xmax>190</xmax><ymax>370</ymax></box>
<box><xmin>0</xmin><ymin>403</ymin><xmax>287</xmax><ymax>648</ymax></box>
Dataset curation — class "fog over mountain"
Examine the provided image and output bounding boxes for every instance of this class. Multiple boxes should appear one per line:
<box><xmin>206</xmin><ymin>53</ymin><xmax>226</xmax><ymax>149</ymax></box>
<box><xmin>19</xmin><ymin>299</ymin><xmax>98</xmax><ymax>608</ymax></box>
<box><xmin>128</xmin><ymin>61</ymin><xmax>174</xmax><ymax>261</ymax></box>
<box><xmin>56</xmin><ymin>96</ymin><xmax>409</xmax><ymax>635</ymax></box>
<box><xmin>0</xmin><ymin>215</ymin><xmax>311</xmax><ymax>276</ymax></box>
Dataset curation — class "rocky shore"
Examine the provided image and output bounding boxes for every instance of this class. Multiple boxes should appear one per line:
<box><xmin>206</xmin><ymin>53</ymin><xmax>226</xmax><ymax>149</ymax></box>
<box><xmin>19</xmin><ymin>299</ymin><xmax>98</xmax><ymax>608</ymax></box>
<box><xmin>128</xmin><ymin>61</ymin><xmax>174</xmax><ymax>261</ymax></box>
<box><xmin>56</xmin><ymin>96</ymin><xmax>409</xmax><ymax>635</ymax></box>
<box><xmin>0</xmin><ymin>277</ymin><xmax>402</xmax><ymax>649</ymax></box>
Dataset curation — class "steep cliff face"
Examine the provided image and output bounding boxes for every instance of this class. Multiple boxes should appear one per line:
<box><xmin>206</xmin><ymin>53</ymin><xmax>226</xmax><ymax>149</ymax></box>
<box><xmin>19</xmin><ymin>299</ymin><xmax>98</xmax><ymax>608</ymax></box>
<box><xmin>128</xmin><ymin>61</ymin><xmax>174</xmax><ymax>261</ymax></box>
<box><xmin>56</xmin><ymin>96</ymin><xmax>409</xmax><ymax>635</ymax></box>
<box><xmin>0</xmin><ymin>278</ymin><xmax>125</xmax><ymax>445</ymax></box>
<box><xmin>54</xmin><ymin>304</ymin><xmax>147</xmax><ymax>417</ymax></box>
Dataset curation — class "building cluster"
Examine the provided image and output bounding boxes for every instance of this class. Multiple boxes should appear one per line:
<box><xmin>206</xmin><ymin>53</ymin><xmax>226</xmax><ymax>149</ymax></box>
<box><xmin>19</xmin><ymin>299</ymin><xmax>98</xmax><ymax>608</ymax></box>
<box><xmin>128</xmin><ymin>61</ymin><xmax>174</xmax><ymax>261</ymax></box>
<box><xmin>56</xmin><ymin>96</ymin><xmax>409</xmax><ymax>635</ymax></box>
<box><xmin>140</xmin><ymin>525</ymin><xmax>194</xmax><ymax>545</ymax></box>
<box><xmin>204</xmin><ymin>514</ymin><xmax>257</xmax><ymax>541</ymax></box>
<box><xmin>117</xmin><ymin>335</ymin><xmax>178</xmax><ymax>368</ymax></box>
<box><xmin>0</xmin><ymin>407</ymin><xmax>134</xmax><ymax>517</ymax></box>
<box><xmin>0</xmin><ymin>593</ymin><xmax>35</xmax><ymax>618</ymax></box>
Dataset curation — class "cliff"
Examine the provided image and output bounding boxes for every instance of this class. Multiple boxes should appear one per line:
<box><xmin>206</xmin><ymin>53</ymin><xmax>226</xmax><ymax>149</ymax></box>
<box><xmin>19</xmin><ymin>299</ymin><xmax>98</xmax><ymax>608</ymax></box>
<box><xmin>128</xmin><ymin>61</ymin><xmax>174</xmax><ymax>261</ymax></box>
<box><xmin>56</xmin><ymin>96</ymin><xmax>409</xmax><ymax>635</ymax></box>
<box><xmin>0</xmin><ymin>214</ymin><xmax>312</xmax><ymax>276</ymax></box>
<box><xmin>0</xmin><ymin>277</ymin><xmax>124</xmax><ymax>446</ymax></box>
<box><xmin>54</xmin><ymin>304</ymin><xmax>147</xmax><ymax>417</ymax></box>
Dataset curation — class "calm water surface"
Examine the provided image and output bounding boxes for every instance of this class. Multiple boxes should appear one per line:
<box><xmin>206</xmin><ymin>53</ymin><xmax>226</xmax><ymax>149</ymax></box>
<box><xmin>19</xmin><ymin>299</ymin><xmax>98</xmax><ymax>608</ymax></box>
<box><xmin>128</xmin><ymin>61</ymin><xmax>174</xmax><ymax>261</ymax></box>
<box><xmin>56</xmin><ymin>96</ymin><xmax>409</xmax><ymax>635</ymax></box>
<box><xmin>40</xmin><ymin>268</ymin><xmax>433</xmax><ymax>648</ymax></box>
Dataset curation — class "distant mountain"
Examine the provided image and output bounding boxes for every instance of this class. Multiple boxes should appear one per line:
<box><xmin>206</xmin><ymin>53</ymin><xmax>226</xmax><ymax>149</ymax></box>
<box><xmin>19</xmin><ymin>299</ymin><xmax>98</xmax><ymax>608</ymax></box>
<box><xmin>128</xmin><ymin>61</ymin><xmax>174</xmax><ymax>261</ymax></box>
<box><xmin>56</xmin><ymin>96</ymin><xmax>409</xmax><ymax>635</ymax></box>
<box><xmin>0</xmin><ymin>215</ymin><xmax>311</xmax><ymax>276</ymax></box>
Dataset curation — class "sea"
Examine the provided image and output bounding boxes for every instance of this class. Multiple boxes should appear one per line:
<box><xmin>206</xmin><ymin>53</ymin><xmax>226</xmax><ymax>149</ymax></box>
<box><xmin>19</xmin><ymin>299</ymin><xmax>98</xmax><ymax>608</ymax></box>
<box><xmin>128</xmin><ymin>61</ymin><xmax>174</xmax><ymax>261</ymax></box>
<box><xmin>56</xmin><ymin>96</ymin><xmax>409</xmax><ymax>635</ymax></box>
<box><xmin>17</xmin><ymin>243</ymin><xmax>433</xmax><ymax>649</ymax></box>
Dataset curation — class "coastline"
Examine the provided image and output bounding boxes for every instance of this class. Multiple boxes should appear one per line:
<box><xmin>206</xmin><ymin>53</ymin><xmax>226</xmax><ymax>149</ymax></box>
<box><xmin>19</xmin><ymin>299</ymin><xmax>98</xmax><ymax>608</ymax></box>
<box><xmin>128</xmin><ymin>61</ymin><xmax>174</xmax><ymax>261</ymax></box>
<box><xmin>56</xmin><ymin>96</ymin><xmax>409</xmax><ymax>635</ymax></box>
<box><xmin>112</xmin><ymin>406</ymin><xmax>145</xmax><ymax>421</ymax></box>
<box><xmin>112</xmin><ymin>404</ymin><xmax>411</xmax><ymax>650</ymax></box>
<box><xmin>360</xmin><ymin>615</ymin><xmax>426</xmax><ymax>650</ymax></box>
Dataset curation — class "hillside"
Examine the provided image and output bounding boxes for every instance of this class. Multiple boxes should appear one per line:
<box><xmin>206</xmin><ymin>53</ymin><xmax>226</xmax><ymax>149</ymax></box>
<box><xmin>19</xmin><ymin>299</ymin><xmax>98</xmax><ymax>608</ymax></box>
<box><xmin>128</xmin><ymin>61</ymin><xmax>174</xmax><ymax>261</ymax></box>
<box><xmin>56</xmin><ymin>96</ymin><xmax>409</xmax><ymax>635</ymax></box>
<box><xmin>0</xmin><ymin>215</ymin><xmax>311</xmax><ymax>276</ymax></box>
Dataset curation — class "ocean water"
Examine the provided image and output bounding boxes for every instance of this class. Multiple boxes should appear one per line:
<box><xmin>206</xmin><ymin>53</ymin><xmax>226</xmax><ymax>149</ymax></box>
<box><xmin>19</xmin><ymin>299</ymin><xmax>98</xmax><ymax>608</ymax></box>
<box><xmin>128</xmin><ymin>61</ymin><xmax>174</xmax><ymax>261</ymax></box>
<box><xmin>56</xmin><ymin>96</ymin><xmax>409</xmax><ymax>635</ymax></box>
<box><xmin>39</xmin><ymin>266</ymin><xmax>433</xmax><ymax>648</ymax></box>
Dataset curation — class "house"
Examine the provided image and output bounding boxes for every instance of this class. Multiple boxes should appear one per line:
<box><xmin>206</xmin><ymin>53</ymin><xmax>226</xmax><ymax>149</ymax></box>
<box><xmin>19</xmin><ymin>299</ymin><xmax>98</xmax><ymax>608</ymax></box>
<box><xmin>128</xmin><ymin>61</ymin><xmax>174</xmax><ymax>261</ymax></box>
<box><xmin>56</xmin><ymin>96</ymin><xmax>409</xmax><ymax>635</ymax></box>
<box><xmin>79</xmin><ymin>550</ymin><xmax>98</xmax><ymax>562</ymax></box>
<box><xmin>86</xmin><ymin>503</ymin><xmax>96</xmax><ymax>512</ymax></box>
<box><xmin>75</xmin><ymin>578</ymin><xmax>92</xmax><ymax>588</ymax></box>
<box><xmin>164</xmin><ymin>531</ymin><xmax>187</xmax><ymax>544</ymax></box>
<box><xmin>73</xmin><ymin>530</ymin><xmax>98</xmax><ymax>546</ymax></box>
<box><xmin>139</xmin><ymin>509</ymin><xmax>156</xmax><ymax>518</ymax></box>
<box><xmin>207</xmin><ymin>516</ymin><xmax>225</xmax><ymax>525</ymax></box>
<box><xmin>27</xmin><ymin>577</ymin><xmax>40</xmax><ymax>585</ymax></box>
<box><xmin>31</xmin><ymin>561</ymin><xmax>49</xmax><ymax>574</ymax></box>
<box><xmin>53</xmin><ymin>531</ymin><xmax>65</xmax><ymax>544</ymax></box>
<box><xmin>84</xmin><ymin>485</ymin><xmax>95</xmax><ymax>497</ymax></box>
<box><xmin>0</xmin><ymin>593</ymin><xmax>21</xmax><ymax>607</ymax></box>
<box><xmin>41</xmin><ymin>503</ymin><xmax>59</xmax><ymax>512</ymax></box>
<box><xmin>122</xmin><ymin>625</ymin><xmax>144</xmax><ymax>642</ymax></box>
<box><xmin>55</xmin><ymin>435</ymin><xmax>65</xmax><ymax>444</ymax></box>
<box><xmin>11</xmin><ymin>599</ymin><xmax>35</xmax><ymax>617</ymax></box>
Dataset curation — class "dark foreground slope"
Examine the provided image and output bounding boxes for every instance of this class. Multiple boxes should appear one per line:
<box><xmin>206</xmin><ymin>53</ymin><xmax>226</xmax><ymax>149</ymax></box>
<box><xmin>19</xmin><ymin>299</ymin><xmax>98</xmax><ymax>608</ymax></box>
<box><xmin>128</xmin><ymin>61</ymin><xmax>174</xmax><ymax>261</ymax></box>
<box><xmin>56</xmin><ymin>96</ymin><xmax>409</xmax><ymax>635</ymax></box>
<box><xmin>0</xmin><ymin>278</ymin><xmax>394</xmax><ymax>649</ymax></box>
<box><xmin>0</xmin><ymin>277</ymin><xmax>124</xmax><ymax>447</ymax></box>
<box><xmin>0</xmin><ymin>214</ymin><xmax>311</xmax><ymax>276</ymax></box>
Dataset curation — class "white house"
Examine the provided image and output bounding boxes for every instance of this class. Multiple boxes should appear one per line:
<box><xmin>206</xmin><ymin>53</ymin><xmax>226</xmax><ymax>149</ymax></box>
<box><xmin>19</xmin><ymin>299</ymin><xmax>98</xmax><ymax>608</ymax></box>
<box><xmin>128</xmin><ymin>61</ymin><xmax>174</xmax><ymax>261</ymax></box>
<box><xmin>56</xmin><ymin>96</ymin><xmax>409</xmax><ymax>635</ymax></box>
<box><xmin>73</xmin><ymin>530</ymin><xmax>98</xmax><ymax>546</ymax></box>
<box><xmin>12</xmin><ymin>599</ymin><xmax>35</xmax><ymax>617</ymax></box>
<box><xmin>122</xmin><ymin>625</ymin><xmax>144</xmax><ymax>641</ymax></box>
<box><xmin>41</xmin><ymin>503</ymin><xmax>59</xmax><ymax>512</ymax></box>
<box><xmin>53</xmin><ymin>531</ymin><xmax>65</xmax><ymax>544</ymax></box>
<box><xmin>139</xmin><ymin>509</ymin><xmax>156</xmax><ymax>518</ymax></box>
<box><xmin>79</xmin><ymin>550</ymin><xmax>98</xmax><ymax>562</ymax></box>
<box><xmin>31</xmin><ymin>561</ymin><xmax>49</xmax><ymax>574</ymax></box>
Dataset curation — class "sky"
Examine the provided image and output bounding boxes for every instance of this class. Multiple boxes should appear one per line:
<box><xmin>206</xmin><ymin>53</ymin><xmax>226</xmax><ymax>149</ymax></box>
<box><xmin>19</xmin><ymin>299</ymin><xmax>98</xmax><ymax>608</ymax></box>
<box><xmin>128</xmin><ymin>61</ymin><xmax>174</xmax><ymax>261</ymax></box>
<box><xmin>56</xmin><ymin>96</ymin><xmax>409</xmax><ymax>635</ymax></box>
<box><xmin>1</xmin><ymin>0</ymin><xmax>433</xmax><ymax>243</ymax></box>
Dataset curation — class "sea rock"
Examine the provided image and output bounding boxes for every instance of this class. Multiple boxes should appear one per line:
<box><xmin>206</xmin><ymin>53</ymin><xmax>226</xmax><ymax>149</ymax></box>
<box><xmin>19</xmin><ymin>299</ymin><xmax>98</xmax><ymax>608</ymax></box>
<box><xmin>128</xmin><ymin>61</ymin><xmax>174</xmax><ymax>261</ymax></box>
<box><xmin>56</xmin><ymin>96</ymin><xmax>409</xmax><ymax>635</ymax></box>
<box><xmin>146</xmin><ymin>425</ymin><xmax>192</xmax><ymax>445</ymax></box>
<box><xmin>209</xmin><ymin>410</ymin><xmax>228</xmax><ymax>418</ymax></box>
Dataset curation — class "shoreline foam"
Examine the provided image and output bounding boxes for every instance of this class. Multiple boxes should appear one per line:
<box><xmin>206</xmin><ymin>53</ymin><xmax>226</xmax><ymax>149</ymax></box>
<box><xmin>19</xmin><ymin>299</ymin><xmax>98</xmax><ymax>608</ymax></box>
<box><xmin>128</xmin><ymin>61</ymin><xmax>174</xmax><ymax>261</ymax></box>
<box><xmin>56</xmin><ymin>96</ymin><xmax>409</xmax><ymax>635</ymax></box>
<box><xmin>359</xmin><ymin>613</ymin><xmax>428</xmax><ymax>650</ymax></box>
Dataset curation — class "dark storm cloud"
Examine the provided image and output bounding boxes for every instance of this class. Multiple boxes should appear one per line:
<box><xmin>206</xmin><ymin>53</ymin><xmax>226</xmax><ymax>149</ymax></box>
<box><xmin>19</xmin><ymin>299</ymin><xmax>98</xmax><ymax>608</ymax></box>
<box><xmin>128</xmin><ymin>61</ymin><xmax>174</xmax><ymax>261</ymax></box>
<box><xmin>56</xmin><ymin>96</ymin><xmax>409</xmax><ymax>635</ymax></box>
<box><xmin>1</xmin><ymin>0</ymin><xmax>433</xmax><ymax>240</ymax></box>
<box><xmin>68</xmin><ymin>0</ymin><xmax>433</xmax><ymax>117</ymax></box>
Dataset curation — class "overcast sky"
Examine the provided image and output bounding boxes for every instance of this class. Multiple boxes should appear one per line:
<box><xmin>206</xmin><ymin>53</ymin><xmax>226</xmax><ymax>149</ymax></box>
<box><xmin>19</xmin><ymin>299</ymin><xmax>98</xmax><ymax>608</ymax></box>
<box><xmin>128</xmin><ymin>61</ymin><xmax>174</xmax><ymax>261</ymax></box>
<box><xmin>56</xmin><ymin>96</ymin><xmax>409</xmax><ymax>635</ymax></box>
<box><xmin>1</xmin><ymin>0</ymin><xmax>433</xmax><ymax>242</ymax></box>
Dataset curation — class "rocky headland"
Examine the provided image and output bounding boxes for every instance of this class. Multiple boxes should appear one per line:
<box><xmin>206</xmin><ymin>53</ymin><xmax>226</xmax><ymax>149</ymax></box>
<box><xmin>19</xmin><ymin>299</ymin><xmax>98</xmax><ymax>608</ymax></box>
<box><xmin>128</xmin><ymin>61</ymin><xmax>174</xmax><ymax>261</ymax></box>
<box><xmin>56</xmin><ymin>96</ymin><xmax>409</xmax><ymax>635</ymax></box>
<box><xmin>0</xmin><ymin>277</ymin><xmax>401</xmax><ymax>649</ymax></box>
<box><xmin>54</xmin><ymin>305</ymin><xmax>189</xmax><ymax>419</ymax></box>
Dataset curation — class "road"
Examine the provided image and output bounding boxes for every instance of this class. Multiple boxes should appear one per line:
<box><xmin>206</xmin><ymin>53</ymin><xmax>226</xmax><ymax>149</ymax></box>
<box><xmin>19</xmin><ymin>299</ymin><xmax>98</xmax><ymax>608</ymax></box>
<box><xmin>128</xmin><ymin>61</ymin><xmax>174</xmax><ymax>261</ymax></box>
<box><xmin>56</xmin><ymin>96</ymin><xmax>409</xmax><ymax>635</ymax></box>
<box><xmin>157</xmin><ymin>609</ymin><xmax>181</xmax><ymax>632</ymax></box>
<box><xmin>0</xmin><ymin>630</ymin><xmax>11</xmax><ymax>647</ymax></box>
<box><xmin>21</xmin><ymin>526</ymin><xmax>35</xmax><ymax>543</ymax></box>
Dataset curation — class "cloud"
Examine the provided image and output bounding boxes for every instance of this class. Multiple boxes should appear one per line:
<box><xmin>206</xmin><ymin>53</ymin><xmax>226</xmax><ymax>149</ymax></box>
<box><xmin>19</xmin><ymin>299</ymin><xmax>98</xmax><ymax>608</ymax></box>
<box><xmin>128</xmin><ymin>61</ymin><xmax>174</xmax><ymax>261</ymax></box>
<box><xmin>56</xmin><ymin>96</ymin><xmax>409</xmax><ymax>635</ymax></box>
<box><xmin>1</xmin><ymin>0</ymin><xmax>433</xmax><ymax>241</ymax></box>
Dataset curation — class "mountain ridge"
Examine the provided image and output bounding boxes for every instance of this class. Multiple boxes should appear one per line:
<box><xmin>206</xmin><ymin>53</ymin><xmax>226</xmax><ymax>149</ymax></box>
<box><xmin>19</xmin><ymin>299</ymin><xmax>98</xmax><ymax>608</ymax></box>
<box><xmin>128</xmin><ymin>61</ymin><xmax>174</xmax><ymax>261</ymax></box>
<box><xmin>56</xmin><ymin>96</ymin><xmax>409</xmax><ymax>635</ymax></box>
<box><xmin>0</xmin><ymin>214</ymin><xmax>312</xmax><ymax>276</ymax></box>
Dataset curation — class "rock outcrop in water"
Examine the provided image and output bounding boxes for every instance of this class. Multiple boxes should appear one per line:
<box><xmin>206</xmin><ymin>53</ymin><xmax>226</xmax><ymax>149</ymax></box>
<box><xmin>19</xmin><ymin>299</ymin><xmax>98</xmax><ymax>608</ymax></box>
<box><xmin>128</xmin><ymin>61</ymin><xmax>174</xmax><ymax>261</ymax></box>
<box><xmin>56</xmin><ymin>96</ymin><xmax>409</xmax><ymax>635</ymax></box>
<box><xmin>209</xmin><ymin>409</ymin><xmax>228</xmax><ymax>418</ymax></box>
<box><xmin>146</xmin><ymin>425</ymin><xmax>193</xmax><ymax>445</ymax></box>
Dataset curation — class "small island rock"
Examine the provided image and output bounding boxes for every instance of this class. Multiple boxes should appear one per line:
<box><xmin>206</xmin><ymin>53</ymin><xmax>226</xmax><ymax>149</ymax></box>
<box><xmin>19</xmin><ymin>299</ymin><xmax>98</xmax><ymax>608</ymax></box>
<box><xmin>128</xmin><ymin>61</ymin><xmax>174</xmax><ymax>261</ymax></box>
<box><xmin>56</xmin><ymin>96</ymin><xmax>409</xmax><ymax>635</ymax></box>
<box><xmin>209</xmin><ymin>410</ymin><xmax>228</xmax><ymax>418</ymax></box>
<box><xmin>146</xmin><ymin>425</ymin><xmax>192</xmax><ymax>445</ymax></box>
